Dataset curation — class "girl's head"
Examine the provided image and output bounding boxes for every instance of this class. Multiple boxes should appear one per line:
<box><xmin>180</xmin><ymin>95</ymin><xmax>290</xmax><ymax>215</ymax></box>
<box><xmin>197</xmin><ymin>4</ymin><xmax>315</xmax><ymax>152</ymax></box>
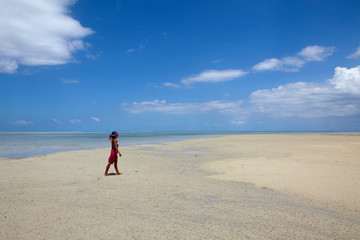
<box><xmin>109</xmin><ymin>131</ymin><xmax>119</xmax><ymax>140</ymax></box>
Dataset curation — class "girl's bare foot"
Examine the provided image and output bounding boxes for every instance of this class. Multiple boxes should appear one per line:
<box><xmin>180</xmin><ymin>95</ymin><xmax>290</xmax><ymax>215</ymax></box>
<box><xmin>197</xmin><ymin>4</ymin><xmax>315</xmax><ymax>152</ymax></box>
<box><xmin>104</xmin><ymin>173</ymin><xmax>109</xmax><ymax>176</ymax></box>
<box><xmin>116</xmin><ymin>172</ymin><xmax>123</xmax><ymax>175</ymax></box>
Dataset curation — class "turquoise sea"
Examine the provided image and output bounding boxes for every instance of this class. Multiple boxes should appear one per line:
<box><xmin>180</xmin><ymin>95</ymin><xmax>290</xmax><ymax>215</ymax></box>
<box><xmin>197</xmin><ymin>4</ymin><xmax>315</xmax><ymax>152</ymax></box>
<box><xmin>0</xmin><ymin>131</ymin><xmax>346</xmax><ymax>159</ymax></box>
<box><xmin>0</xmin><ymin>132</ymin><xmax>243</xmax><ymax>159</ymax></box>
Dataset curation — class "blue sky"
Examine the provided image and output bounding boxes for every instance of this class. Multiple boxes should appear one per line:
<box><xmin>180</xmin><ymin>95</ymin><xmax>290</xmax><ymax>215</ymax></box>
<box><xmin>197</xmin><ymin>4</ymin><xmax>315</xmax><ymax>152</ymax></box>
<box><xmin>1</xmin><ymin>0</ymin><xmax>360</xmax><ymax>132</ymax></box>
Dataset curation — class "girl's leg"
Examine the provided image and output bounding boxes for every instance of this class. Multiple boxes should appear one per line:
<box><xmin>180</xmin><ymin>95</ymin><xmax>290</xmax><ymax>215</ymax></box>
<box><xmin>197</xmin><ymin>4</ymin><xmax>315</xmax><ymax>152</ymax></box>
<box><xmin>114</xmin><ymin>161</ymin><xmax>122</xmax><ymax>175</ymax></box>
<box><xmin>104</xmin><ymin>162</ymin><xmax>112</xmax><ymax>176</ymax></box>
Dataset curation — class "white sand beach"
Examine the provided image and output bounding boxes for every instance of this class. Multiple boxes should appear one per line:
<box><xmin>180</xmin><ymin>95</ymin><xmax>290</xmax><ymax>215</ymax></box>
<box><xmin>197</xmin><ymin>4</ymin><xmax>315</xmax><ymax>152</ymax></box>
<box><xmin>203</xmin><ymin>134</ymin><xmax>360</xmax><ymax>210</ymax></box>
<box><xmin>1</xmin><ymin>134</ymin><xmax>360</xmax><ymax>239</ymax></box>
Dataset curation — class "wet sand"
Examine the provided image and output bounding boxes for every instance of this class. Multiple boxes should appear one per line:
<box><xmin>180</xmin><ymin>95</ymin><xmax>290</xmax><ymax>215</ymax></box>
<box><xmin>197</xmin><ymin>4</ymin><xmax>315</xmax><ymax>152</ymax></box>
<box><xmin>1</xmin><ymin>134</ymin><xmax>359</xmax><ymax>239</ymax></box>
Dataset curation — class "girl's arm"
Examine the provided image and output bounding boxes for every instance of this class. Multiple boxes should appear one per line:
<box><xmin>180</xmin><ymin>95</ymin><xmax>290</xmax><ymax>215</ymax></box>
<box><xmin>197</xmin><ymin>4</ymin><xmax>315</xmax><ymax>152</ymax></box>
<box><xmin>114</xmin><ymin>139</ymin><xmax>122</xmax><ymax>157</ymax></box>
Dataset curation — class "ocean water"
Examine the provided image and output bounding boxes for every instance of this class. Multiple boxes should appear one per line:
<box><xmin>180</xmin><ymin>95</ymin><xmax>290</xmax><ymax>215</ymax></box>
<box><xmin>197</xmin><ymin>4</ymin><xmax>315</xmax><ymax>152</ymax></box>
<box><xmin>0</xmin><ymin>131</ymin><xmax>343</xmax><ymax>159</ymax></box>
<box><xmin>0</xmin><ymin>132</ymin><xmax>238</xmax><ymax>159</ymax></box>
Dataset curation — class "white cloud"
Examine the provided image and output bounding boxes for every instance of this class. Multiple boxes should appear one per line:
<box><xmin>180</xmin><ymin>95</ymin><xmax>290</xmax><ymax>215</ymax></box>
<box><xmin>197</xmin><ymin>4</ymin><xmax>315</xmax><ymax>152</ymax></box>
<box><xmin>122</xmin><ymin>99</ymin><xmax>245</xmax><ymax>115</ymax></box>
<box><xmin>0</xmin><ymin>59</ymin><xmax>18</xmax><ymax>73</ymax></box>
<box><xmin>297</xmin><ymin>45</ymin><xmax>335</xmax><ymax>61</ymax></box>
<box><xmin>69</xmin><ymin>119</ymin><xmax>82</xmax><ymax>124</ymax></box>
<box><xmin>250</xmin><ymin>65</ymin><xmax>360</xmax><ymax>118</ymax></box>
<box><xmin>180</xmin><ymin>69</ymin><xmax>248</xmax><ymax>86</ymax></box>
<box><xmin>0</xmin><ymin>0</ymin><xmax>93</xmax><ymax>73</ymax></box>
<box><xmin>347</xmin><ymin>46</ymin><xmax>360</xmax><ymax>59</ymax></box>
<box><xmin>11</xmin><ymin>120</ymin><xmax>33</xmax><ymax>125</ymax></box>
<box><xmin>91</xmin><ymin>117</ymin><xmax>100</xmax><ymax>122</ymax></box>
<box><xmin>283</xmin><ymin>56</ymin><xmax>306</xmax><ymax>68</ymax></box>
<box><xmin>252</xmin><ymin>45</ymin><xmax>334</xmax><ymax>72</ymax></box>
<box><xmin>252</xmin><ymin>58</ymin><xmax>282</xmax><ymax>71</ymax></box>
<box><xmin>86</xmin><ymin>51</ymin><xmax>102</xmax><ymax>60</ymax></box>
<box><xmin>52</xmin><ymin>118</ymin><xmax>62</xmax><ymax>124</ymax></box>
<box><xmin>230</xmin><ymin>120</ymin><xmax>247</xmax><ymax>125</ymax></box>
<box><xmin>125</xmin><ymin>63</ymin><xmax>360</xmax><ymax>123</ymax></box>
<box><xmin>329</xmin><ymin>66</ymin><xmax>360</xmax><ymax>94</ymax></box>
<box><xmin>127</xmin><ymin>44</ymin><xmax>146</xmax><ymax>53</ymax></box>
<box><xmin>163</xmin><ymin>82</ymin><xmax>182</xmax><ymax>88</ymax></box>
<box><xmin>62</xmin><ymin>79</ymin><xmax>79</xmax><ymax>84</ymax></box>
<box><xmin>163</xmin><ymin>69</ymin><xmax>247</xmax><ymax>88</ymax></box>
<box><xmin>252</xmin><ymin>57</ymin><xmax>305</xmax><ymax>72</ymax></box>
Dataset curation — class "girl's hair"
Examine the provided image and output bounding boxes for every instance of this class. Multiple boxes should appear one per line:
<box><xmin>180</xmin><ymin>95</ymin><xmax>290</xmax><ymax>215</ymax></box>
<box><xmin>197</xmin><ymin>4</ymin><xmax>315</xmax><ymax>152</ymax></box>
<box><xmin>108</xmin><ymin>131</ymin><xmax>118</xmax><ymax>141</ymax></box>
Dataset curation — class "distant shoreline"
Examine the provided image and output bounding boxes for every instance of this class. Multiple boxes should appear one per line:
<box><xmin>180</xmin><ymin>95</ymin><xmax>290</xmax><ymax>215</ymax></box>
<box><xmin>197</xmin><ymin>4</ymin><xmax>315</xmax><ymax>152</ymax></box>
<box><xmin>1</xmin><ymin>132</ymin><xmax>360</xmax><ymax>160</ymax></box>
<box><xmin>1</xmin><ymin>130</ymin><xmax>360</xmax><ymax>133</ymax></box>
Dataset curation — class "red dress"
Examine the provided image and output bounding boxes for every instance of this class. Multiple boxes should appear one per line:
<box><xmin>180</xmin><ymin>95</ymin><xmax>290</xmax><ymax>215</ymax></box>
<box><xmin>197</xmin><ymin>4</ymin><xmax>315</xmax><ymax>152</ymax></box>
<box><xmin>108</xmin><ymin>141</ymin><xmax>118</xmax><ymax>163</ymax></box>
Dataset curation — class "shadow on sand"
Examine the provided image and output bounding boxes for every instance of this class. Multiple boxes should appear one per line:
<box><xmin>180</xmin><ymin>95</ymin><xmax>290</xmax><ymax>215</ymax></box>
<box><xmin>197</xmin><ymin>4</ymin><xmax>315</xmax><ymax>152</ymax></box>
<box><xmin>105</xmin><ymin>173</ymin><xmax>123</xmax><ymax>176</ymax></box>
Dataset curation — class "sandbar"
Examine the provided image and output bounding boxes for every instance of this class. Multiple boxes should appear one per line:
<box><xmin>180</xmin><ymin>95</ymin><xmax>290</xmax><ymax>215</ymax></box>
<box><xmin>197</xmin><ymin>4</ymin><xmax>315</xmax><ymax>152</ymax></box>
<box><xmin>0</xmin><ymin>134</ymin><xmax>359</xmax><ymax>239</ymax></box>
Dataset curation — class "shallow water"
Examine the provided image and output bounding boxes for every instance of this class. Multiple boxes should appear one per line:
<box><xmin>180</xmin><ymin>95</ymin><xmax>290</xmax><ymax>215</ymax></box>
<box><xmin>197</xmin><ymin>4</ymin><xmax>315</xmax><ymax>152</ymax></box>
<box><xmin>0</xmin><ymin>131</ymin><xmax>345</xmax><ymax>159</ymax></box>
<box><xmin>0</xmin><ymin>132</ymin><xmax>234</xmax><ymax>159</ymax></box>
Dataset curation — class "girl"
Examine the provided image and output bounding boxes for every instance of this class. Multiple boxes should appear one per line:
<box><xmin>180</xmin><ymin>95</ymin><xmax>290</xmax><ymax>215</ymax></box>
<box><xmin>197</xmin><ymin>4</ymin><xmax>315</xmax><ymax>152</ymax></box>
<box><xmin>105</xmin><ymin>131</ymin><xmax>122</xmax><ymax>176</ymax></box>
